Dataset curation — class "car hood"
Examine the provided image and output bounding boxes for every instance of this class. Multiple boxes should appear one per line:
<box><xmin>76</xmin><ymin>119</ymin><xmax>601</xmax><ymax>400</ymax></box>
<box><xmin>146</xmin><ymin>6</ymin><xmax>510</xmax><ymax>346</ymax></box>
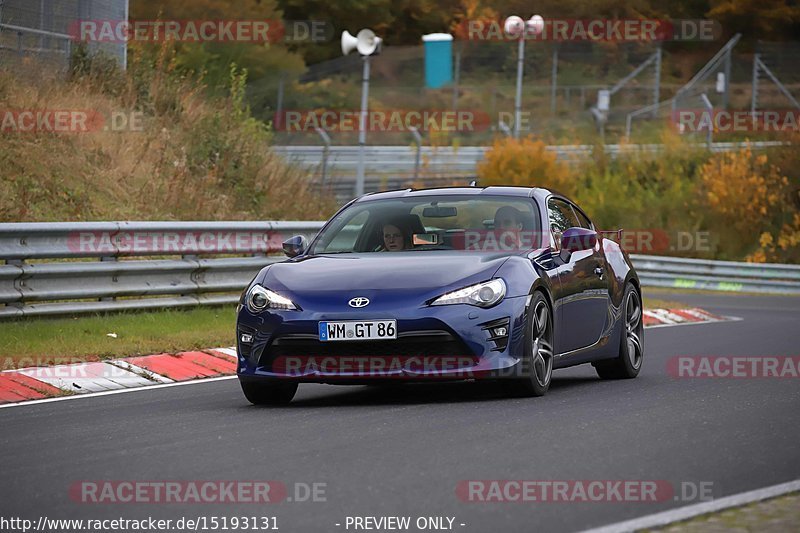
<box><xmin>259</xmin><ymin>252</ymin><xmax>512</xmax><ymax>302</ymax></box>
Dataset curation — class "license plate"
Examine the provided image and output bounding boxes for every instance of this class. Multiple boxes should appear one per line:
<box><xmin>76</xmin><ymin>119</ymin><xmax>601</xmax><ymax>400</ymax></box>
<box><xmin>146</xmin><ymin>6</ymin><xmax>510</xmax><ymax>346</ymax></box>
<box><xmin>319</xmin><ymin>320</ymin><xmax>397</xmax><ymax>341</ymax></box>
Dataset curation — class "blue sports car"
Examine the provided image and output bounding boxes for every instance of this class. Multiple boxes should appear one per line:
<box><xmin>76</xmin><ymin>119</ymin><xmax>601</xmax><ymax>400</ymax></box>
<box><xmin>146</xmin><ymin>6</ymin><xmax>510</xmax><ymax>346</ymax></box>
<box><xmin>236</xmin><ymin>186</ymin><xmax>644</xmax><ymax>404</ymax></box>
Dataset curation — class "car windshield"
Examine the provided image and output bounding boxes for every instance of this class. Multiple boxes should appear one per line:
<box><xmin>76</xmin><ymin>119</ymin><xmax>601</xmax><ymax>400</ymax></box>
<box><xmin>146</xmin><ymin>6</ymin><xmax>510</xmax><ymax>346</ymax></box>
<box><xmin>309</xmin><ymin>195</ymin><xmax>542</xmax><ymax>255</ymax></box>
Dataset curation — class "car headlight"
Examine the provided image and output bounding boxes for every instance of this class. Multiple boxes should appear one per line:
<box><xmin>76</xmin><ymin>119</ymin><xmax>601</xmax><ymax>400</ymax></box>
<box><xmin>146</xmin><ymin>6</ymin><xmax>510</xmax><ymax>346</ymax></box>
<box><xmin>430</xmin><ymin>279</ymin><xmax>506</xmax><ymax>308</ymax></box>
<box><xmin>246</xmin><ymin>284</ymin><xmax>298</xmax><ymax>312</ymax></box>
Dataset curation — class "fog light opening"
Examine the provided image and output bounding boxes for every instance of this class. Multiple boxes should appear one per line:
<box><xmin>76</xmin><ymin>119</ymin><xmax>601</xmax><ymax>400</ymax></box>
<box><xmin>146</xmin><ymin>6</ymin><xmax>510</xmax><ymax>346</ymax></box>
<box><xmin>482</xmin><ymin>317</ymin><xmax>511</xmax><ymax>352</ymax></box>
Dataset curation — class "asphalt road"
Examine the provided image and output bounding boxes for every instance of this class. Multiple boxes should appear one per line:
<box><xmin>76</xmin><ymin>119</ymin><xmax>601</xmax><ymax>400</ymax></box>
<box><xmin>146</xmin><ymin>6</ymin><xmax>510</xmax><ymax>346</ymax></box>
<box><xmin>1</xmin><ymin>291</ymin><xmax>798</xmax><ymax>533</ymax></box>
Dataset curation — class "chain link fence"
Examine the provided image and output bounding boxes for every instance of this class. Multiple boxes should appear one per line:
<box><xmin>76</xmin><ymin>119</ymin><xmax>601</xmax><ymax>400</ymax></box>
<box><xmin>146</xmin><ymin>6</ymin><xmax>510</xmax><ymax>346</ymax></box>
<box><xmin>266</xmin><ymin>38</ymin><xmax>800</xmax><ymax>146</ymax></box>
<box><xmin>0</xmin><ymin>0</ymin><xmax>127</xmax><ymax>74</ymax></box>
<box><xmin>273</xmin><ymin>40</ymin><xmax>670</xmax><ymax>146</ymax></box>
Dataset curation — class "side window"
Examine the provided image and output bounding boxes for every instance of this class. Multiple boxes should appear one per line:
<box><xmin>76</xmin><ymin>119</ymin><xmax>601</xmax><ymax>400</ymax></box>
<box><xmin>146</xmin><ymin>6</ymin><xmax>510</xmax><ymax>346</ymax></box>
<box><xmin>548</xmin><ymin>199</ymin><xmax>579</xmax><ymax>233</ymax></box>
<box><xmin>572</xmin><ymin>205</ymin><xmax>593</xmax><ymax>230</ymax></box>
<box><xmin>318</xmin><ymin>211</ymin><xmax>369</xmax><ymax>253</ymax></box>
<box><xmin>548</xmin><ymin>198</ymin><xmax>581</xmax><ymax>250</ymax></box>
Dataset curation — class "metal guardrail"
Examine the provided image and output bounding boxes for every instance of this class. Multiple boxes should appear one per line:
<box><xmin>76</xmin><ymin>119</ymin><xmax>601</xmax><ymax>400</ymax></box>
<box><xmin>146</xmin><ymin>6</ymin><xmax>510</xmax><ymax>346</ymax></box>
<box><xmin>0</xmin><ymin>221</ymin><xmax>325</xmax><ymax>318</ymax></box>
<box><xmin>1</xmin><ymin>222</ymin><xmax>798</xmax><ymax>318</ymax></box>
<box><xmin>631</xmin><ymin>254</ymin><xmax>800</xmax><ymax>295</ymax></box>
<box><xmin>275</xmin><ymin>141</ymin><xmax>787</xmax><ymax>182</ymax></box>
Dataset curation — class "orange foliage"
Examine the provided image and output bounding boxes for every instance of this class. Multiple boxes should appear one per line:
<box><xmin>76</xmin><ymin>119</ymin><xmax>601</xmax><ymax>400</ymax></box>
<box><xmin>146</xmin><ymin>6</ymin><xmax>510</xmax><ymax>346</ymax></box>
<box><xmin>477</xmin><ymin>136</ymin><xmax>574</xmax><ymax>196</ymax></box>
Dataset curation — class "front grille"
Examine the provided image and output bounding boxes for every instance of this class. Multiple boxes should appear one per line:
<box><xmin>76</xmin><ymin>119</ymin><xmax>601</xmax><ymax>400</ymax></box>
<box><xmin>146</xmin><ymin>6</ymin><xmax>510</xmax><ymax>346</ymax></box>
<box><xmin>261</xmin><ymin>331</ymin><xmax>475</xmax><ymax>367</ymax></box>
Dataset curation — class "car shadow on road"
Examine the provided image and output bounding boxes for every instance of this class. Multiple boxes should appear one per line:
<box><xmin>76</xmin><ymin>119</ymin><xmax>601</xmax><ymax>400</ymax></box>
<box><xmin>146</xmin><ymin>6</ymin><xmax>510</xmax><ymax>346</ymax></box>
<box><xmin>272</xmin><ymin>376</ymin><xmax>603</xmax><ymax>408</ymax></box>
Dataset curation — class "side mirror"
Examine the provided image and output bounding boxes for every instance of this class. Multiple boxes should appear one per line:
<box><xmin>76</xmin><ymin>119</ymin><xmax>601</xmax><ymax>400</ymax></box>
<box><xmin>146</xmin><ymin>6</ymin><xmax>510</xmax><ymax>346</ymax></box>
<box><xmin>282</xmin><ymin>235</ymin><xmax>308</xmax><ymax>258</ymax></box>
<box><xmin>559</xmin><ymin>227</ymin><xmax>597</xmax><ymax>260</ymax></box>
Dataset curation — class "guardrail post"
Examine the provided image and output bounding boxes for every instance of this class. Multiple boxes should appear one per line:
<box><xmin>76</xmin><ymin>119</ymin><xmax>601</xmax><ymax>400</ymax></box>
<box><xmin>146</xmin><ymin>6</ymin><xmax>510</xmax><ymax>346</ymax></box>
<box><xmin>314</xmin><ymin>127</ymin><xmax>331</xmax><ymax>188</ymax></box>
<box><xmin>6</xmin><ymin>258</ymin><xmax>24</xmax><ymax>310</ymax></box>
<box><xmin>183</xmin><ymin>253</ymin><xmax>202</xmax><ymax>304</ymax></box>
<box><xmin>409</xmin><ymin>126</ymin><xmax>423</xmax><ymax>182</ymax></box>
<box><xmin>99</xmin><ymin>256</ymin><xmax>117</xmax><ymax>302</ymax></box>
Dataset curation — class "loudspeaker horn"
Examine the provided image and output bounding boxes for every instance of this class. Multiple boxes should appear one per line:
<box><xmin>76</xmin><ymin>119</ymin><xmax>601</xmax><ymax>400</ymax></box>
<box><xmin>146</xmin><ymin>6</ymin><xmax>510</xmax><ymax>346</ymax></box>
<box><xmin>356</xmin><ymin>28</ymin><xmax>382</xmax><ymax>56</ymax></box>
<box><xmin>341</xmin><ymin>30</ymin><xmax>359</xmax><ymax>55</ymax></box>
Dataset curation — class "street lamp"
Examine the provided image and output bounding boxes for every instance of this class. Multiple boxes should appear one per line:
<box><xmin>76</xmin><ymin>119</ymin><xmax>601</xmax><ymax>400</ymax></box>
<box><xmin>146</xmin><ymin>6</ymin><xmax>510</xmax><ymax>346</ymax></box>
<box><xmin>504</xmin><ymin>15</ymin><xmax>544</xmax><ymax>138</ymax></box>
<box><xmin>341</xmin><ymin>28</ymin><xmax>382</xmax><ymax>197</ymax></box>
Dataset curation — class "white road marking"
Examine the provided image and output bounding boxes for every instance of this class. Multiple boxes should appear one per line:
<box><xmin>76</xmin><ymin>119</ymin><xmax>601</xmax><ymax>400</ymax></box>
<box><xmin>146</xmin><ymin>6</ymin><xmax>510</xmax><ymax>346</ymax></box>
<box><xmin>17</xmin><ymin>362</ymin><xmax>155</xmax><ymax>393</ymax></box>
<box><xmin>208</xmin><ymin>347</ymin><xmax>238</xmax><ymax>358</ymax></box>
<box><xmin>109</xmin><ymin>360</ymin><xmax>174</xmax><ymax>384</ymax></box>
<box><xmin>643</xmin><ymin>310</ymin><xmax>674</xmax><ymax>324</ymax></box>
<box><xmin>0</xmin><ymin>375</ymin><xmax>238</xmax><ymax>410</ymax></box>
<box><xmin>580</xmin><ymin>478</ymin><xmax>800</xmax><ymax>533</ymax></box>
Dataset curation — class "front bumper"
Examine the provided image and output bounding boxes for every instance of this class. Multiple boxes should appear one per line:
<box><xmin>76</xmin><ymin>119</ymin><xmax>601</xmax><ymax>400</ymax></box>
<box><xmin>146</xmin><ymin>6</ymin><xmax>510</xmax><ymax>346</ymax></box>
<box><xmin>235</xmin><ymin>296</ymin><xmax>529</xmax><ymax>382</ymax></box>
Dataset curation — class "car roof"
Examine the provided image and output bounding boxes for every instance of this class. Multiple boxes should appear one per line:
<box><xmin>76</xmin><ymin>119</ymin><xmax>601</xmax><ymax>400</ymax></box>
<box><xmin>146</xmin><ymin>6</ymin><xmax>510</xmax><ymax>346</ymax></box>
<box><xmin>355</xmin><ymin>186</ymin><xmax>554</xmax><ymax>202</ymax></box>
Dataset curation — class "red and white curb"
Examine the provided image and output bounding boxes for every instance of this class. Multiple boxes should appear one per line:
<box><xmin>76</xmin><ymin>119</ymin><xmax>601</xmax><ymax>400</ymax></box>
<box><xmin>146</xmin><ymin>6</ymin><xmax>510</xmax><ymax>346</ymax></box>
<box><xmin>0</xmin><ymin>348</ymin><xmax>237</xmax><ymax>405</ymax></box>
<box><xmin>643</xmin><ymin>307</ymin><xmax>739</xmax><ymax>328</ymax></box>
<box><xmin>0</xmin><ymin>308</ymin><xmax>739</xmax><ymax>407</ymax></box>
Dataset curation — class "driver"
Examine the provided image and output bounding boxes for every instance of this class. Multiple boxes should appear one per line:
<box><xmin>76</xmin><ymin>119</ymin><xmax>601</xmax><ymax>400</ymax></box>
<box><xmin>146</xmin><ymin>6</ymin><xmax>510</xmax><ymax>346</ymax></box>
<box><xmin>379</xmin><ymin>220</ymin><xmax>408</xmax><ymax>251</ymax></box>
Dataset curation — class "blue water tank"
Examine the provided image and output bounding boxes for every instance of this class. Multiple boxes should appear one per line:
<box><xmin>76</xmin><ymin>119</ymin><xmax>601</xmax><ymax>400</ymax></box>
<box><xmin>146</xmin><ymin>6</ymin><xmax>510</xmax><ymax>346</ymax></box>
<box><xmin>422</xmin><ymin>33</ymin><xmax>453</xmax><ymax>89</ymax></box>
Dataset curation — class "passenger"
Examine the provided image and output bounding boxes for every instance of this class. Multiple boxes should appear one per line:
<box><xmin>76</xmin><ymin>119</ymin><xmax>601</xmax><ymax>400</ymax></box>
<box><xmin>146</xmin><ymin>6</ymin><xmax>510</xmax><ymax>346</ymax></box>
<box><xmin>494</xmin><ymin>206</ymin><xmax>525</xmax><ymax>249</ymax></box>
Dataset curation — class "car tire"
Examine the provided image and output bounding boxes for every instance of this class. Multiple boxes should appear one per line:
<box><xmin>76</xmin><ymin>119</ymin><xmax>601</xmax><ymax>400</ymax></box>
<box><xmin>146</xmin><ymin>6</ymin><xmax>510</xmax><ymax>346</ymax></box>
<box><xmin>240</xmin><ymin>379</ymin><xmax>298</xmax><ymax>405</ymax></box>
<box><xmin>511</xmin><ymin>292</ymin><xmax>554</xmax><ymax>397</ymax></box>
<box><xmin>593</xmin><ymin>283</ymin><xmax>644</xmax><ymax>380</ymax></box>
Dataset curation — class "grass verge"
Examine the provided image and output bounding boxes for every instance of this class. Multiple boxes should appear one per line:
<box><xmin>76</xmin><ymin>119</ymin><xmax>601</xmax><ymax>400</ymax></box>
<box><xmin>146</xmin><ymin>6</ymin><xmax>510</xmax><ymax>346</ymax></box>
<box><xmin>650</xmin><ymin>491</ymin><xmax>800</xmax><ymax>532</ymax></box>
<box><xmin>0</xmin><ymin>307</ymin><xmax>236</xmax><ymax>367</ymax></box>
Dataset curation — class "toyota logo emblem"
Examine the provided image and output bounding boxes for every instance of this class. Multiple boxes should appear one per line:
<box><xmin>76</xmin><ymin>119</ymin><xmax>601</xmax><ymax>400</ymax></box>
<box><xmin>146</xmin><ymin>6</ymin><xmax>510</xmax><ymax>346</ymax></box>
<box><xmin>348</xmin><ymin>297</ymin><xmax>370</xmax><ymax>308</ymax></box>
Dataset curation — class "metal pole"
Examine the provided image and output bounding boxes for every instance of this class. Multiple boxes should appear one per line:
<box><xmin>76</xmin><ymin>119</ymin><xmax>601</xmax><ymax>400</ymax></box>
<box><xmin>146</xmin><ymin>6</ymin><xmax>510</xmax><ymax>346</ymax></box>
<box><xmin>700</xmin><ymin>93</ymin><xmax>713</xmax><ymax>148</ymax></box>
<box><xmin>275</xmin><ymin>74</ymin><xmax>285</xmax><ymax>131</ymax></box>
<box><xmin>653</xmin><ymin>46</ymin><xmax>662</xmax><ymax>118</ymax></box>
<box><xmin>314</xmin><ymin>127</ymin><xmax>331</xmax><ymax>188</ymax></box>
<box><xmin>355</xmin><ymin>55</ymin><xmax>371</xmax><ymax>197</ymax></box>
<box><xmin>751</xmin><ymin>53</ymin><xmax>760</xmax><ymax>115</ymax></box>
<box><xmin>723</xmin><ymin>46</ymin><xmax>732</xmax><ymax>109</ymax></box>
<box><xmin>122</xmin><ymin>0</ymin><xmax>129</xmax><ymax>70</ymax></box>
<box><xmin>514</xmin><ymin>36</ymin><xmax>524</xmax><ymax>138</ymax></box>
<box><xmin>452</xmin><ymin>47</ymin><xmax>460</xmax><ymax>113</ymax></box>
<box><xmin>550</xmin><ymin>46</ymin><xmax>558</xmax><ymax>115</ymax></box>
<box><xmin>39</xmin><ymin>0</ymin><xmax>44</xmax><ymax>50</ymax></box>
<box><xmin>409</xmin><ymin>126</ymin><xmax>422</xmax><ymax>182</ymax></box>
